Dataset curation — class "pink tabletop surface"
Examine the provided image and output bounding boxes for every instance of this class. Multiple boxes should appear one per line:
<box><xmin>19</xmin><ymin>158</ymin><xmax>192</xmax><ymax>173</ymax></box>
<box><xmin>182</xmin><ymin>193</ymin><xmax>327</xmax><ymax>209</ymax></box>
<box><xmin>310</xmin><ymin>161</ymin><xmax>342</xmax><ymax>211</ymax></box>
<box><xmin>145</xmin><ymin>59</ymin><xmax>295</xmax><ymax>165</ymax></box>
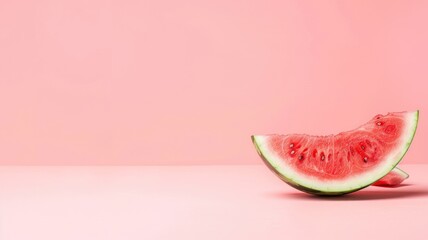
<box><xmin>1</xmin><ymin>164</ymin><xmax>427</xmax><ymax>240</ymax></box>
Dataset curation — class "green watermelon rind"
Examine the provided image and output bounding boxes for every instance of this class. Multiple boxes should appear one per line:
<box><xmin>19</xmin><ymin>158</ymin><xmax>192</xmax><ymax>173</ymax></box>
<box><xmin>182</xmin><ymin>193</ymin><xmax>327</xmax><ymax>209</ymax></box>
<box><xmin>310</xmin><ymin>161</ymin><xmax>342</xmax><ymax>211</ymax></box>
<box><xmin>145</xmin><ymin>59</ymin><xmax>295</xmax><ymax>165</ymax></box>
<box><xmin>252</xmin><ymin>110</ymin><xmax>419</xmax><ymax>196</ymax></box>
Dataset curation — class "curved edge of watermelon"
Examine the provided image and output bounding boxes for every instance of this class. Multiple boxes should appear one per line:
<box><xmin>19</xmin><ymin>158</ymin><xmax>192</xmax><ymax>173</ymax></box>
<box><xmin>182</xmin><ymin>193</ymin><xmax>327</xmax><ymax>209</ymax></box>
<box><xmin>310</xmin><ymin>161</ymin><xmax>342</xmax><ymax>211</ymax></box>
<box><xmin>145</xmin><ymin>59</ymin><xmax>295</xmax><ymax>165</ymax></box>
<box><xmin>252</xmin><ymin>110</ymin><xmax>419</xmax><ymax>195</ymax></box>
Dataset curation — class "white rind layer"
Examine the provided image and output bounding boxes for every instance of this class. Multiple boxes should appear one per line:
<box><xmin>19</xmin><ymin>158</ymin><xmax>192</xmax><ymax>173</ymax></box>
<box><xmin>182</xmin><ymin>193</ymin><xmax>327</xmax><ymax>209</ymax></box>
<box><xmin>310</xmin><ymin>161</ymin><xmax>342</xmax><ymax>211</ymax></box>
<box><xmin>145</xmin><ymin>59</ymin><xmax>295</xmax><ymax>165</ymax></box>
<box><xmin>393</xmin><ymin>167</ymin><xmax>409</xmax><ymax>179</ymax></box>
<box><xmin>253</xmin><ymin>111</ymin><xmax>418</xmax><ymax>193</ymax></box>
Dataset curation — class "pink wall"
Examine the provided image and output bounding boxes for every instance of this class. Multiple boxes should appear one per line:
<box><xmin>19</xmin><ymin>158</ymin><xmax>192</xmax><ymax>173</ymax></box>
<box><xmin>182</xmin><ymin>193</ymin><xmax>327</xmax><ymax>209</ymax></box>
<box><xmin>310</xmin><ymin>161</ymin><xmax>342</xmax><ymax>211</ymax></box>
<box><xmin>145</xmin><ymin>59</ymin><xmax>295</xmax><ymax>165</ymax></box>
<box><xmin>0</xmin><ymin>0</ymin><xmax>426</xmax><ymax>165</ymax></box>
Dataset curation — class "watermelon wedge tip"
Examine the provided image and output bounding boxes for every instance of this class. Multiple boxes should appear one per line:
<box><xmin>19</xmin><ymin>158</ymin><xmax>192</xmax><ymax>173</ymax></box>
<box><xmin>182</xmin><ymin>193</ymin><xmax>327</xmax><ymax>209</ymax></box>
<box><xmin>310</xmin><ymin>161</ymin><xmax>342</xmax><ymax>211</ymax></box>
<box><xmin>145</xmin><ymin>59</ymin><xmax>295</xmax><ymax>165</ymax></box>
<box><xmin>372</xmin><ymin>167</ymin><xmax>409</xmax><ymax>187</ymax></box>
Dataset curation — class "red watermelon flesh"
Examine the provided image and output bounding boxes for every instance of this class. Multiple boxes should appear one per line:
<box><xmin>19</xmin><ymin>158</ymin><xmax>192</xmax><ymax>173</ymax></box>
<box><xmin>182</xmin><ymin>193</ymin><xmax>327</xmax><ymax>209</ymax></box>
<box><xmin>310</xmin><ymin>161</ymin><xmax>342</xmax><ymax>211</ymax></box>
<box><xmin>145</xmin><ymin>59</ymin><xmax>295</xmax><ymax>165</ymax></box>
<box><xmin>252</xmin><ymin>111</ymin><xmax>418</xmax><ymax>195</ymax></box>
<box><xmin>373</xmin><ymin>167</ymin><xmax>409</xmax><ymax>187</ymax></box>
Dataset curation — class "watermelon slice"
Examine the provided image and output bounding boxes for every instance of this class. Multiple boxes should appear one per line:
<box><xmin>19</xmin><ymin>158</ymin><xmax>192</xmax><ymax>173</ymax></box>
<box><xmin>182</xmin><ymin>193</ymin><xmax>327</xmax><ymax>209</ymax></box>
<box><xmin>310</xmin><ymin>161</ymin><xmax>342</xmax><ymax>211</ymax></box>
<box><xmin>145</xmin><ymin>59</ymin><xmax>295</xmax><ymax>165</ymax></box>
<box><xmin>372</xmin><ymin>167</ymin><xmax>409</xmax><ymax>187</ymax></box>
<box><xmin>252</xmin><ymin>111</ymin><xmax>418</xmax><ymax>195</ymax></box>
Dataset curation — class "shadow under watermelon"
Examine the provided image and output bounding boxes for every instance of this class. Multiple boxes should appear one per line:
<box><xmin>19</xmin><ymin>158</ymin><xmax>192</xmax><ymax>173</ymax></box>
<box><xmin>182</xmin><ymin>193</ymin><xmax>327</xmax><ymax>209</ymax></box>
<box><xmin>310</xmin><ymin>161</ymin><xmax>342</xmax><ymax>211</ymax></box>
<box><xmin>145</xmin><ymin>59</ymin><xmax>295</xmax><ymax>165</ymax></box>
<box><xmin>267</xmin><ymin>186</ymin><xmax>428</xmax><ymax>201</ymax></box>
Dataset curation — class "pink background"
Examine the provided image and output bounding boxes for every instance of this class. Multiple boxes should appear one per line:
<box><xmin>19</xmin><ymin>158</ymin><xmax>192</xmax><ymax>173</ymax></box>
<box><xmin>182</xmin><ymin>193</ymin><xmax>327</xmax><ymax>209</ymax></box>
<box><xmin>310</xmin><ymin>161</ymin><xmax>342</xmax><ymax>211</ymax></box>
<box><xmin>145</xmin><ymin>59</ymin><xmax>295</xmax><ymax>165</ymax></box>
<box><xmin>0</xmin><ymin>0</ymin><xmax>426</xmax><ymax>165</ymax></box>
